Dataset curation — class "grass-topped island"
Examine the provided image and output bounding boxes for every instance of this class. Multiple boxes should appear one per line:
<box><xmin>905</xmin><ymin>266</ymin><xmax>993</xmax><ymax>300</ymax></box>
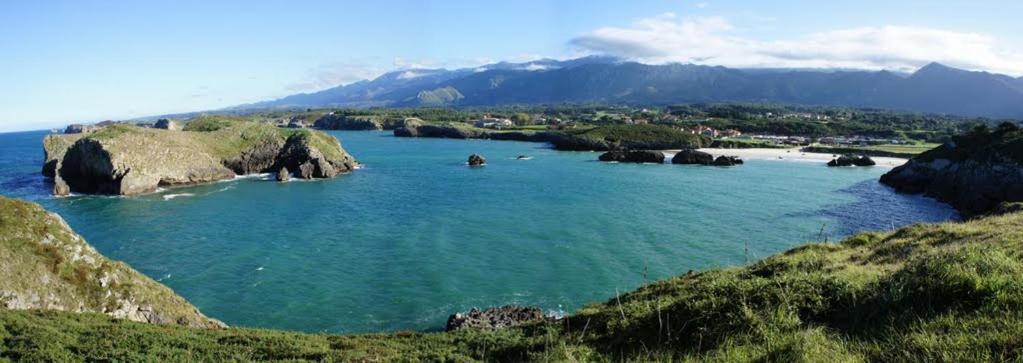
<box><xmin>41</xmin><ymin>117</ymin><xmax>358</xmax><ymax>196</ymax></box>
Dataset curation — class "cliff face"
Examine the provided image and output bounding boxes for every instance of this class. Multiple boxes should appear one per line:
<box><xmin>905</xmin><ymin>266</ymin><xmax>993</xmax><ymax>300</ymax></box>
<box><xmin>0</xmin><ymin>197</ymin><xmax>224</xmax><ymax>328</ymax></box>
<box><xmin>314</xmin><ymin>114</ymin><xmax>408</xmax><ymax>130</ymax></box>
<box><xmin>43</xmin><ymin>123</ymin><xmax>358</xmax><ymax>196</ymax></box>
<box><xmin>881</xmin><ymin>123</ymin><xmax>1023</xmax><ymax>217</ymax></box>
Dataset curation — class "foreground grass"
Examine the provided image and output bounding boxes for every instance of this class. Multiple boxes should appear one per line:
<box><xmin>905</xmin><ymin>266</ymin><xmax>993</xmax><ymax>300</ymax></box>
<box><xmin>4</xmin><ymin>212</ymin><xmax>1023</xmax><ymax>361</ymax></box>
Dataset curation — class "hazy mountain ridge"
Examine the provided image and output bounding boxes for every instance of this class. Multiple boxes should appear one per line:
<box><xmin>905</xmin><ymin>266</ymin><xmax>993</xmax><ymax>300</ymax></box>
<box><xmin>237</xmin><ymin>58</ymin><xmax>1023</xmax><ymax>119</ymax></box>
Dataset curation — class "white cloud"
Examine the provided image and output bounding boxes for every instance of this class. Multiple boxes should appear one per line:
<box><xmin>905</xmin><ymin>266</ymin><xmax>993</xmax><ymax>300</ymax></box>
<box><xmin>287</xmin><ymin>62</ymin><xmax>385</xmax><ymax>92</ymax></box>
<box><xmin>571</xmin><ymin>13</ymin><xmax>1023</xmax><ymax>76</ymax></box>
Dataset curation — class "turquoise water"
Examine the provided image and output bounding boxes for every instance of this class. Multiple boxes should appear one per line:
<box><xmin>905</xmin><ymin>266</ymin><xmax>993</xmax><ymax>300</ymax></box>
<box><xmin>0</xmin><ymin>130</ymin><xmax>956</xmax><ymax>333</ymax></box>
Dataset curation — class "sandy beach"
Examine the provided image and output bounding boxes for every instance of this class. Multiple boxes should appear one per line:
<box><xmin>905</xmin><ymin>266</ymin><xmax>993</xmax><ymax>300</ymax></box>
<box><xmin>663</xmin><ymin>147</ymin><xmax>909</xmax><ymax>168</ymax></box>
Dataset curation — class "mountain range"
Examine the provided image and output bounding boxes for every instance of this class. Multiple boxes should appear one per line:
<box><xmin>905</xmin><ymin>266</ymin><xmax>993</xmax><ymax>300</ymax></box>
<box><xmin>235</xmin><ymin>56</ymin><xmax>1023</xmax><ymax>119</ymax></box>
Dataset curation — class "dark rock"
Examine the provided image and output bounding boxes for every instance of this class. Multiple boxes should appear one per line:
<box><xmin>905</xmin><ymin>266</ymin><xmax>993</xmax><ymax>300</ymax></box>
<box><xmin>276</xmin><ymin>167</ymin><xmax>290</xmax><ymax>182</ymax></box>
<box><xmin>153</xmin><ymin>119</ymin><xmax>180</xmax><ymax>130</ymax></box>
<box><xmin>468</xmin><ymin>154</ymin><xmax>486</xmax><ymax>166</ymax></box>
<box><xmin>314</xmin><ymin>114</ymin><xmax>383</xmax><ymax>130</ymax></box>
<box><xmin>223</xmin><ymin>137</ymin><xmax>286</xmax><ymax>175</ymax></box>
<box><xmin>827</xmin><ymin>155</ymin><xmax>875</xmax><ymax>167</ymax></box>
<box><xmin>517</xmin><ymin>155</ymin><xmax>529</xmax><ymax>159</ymax></box>
<box><xmin>445</xmin><ymin>306</ymin><xmax>545</xmax><ymax>331</ymax></box>
<box><xmin>671</xmin><ymin>149</ymin><xmax>715</xmax><ymax>165</ymax></box>
<box><xmin>599</xmin><ymin>150</ymin><xmax>665</xmax><ymax>163</ymax></box>
<box><xmin>712</xmin><ymin>155</ymin><xmax>743</xmax><ymax>166</ymax></box>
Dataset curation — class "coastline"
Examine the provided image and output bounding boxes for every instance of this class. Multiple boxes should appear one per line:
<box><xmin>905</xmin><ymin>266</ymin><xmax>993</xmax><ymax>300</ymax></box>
<box><xmin>684</xmin><ymin>147</ymin><xmax>909</xmax><ymax>167</ymax></box>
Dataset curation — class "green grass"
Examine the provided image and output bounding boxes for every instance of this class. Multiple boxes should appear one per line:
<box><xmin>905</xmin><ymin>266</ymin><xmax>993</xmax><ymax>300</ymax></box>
<box><xmin>0</xmin><ymin>197</ymin><xmax>221</xmax><ymax>329</ymax></box>
<box><xmin>560</xmin><ymin>124</ymin><xmax>711</xmax><ymax>149</ymax></box>
<box><xmin>5</xmin><ymin>203</ymin><xmax>1023</xmax><ymax>361</ymax></box>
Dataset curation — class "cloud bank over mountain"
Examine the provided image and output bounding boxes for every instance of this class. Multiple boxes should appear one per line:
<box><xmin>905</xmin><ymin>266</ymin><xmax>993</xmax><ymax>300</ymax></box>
<box><xmin>570</xmin><ymin>13</ymin><xmax>1023</xmax><ymax>76</ymax></box>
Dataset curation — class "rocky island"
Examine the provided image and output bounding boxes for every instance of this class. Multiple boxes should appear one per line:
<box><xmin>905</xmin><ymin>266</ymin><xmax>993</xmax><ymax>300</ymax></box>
<box><xmin>42</xmin><ymin>117</ymin><xmax>358</xmax><ymax>196</ymax></box>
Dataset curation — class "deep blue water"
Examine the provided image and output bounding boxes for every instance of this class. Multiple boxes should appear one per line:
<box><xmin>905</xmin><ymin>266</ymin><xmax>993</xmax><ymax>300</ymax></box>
<box><xmin>0</xmin><ymin>130</ymin><xmax>956</xmax><ymax>333</ymax></box>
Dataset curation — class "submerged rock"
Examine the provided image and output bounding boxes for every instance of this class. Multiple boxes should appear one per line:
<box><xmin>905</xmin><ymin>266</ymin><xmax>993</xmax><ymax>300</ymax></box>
<box><xmin>468</xmin><ymin>154</ymin><xmax>487</xmax><ymax>166</ymax></box>
<box><xmin>671</xmin><ymin>149</ymin><xmax>715</xmax><ymax>165</ymax></box>
<box><xmin>445</xmin><ymin>306</ymin><xmax>545</xmax><ymax>331</ymax></box>
<box><xmin>599</xmin><ymin>150</ymin><xmax>665</xmax><ymax>163</ymax></box>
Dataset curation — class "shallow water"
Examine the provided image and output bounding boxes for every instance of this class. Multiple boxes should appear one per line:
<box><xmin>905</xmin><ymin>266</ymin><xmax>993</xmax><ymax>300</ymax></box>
<box><xmin>0</xmin><ymin>130</ymin><xmax>957</xmax><ymax>333</ymax></box>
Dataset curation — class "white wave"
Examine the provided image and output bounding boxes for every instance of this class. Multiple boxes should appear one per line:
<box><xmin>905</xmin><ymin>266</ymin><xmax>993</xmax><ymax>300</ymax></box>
<box><xmin>256</xmin><ymin>266</ymin><xmax>264</xmax><ymax>271</ymax></box>
<box><xmin>160</xmin><ymin>193</ymin><xmax>192</xmax><ymax>201</ymax></box>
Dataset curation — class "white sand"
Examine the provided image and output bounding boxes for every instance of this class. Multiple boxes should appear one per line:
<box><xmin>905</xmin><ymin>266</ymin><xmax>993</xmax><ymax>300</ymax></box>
<box><xmin>662</xmin><ymin>147</ymin><xmax>908</xmax><ymax>168</ymax></box>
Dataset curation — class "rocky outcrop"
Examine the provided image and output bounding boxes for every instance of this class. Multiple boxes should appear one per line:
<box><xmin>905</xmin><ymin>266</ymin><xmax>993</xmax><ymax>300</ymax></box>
<box><xmin>64</xmin><ymin>124</ymin><xmax>101</xmax><ymax>134</ymax></box>
<box><xmin>881</xmin><ymin>157</ymin><xmax>1023</xmax><ymax>217</ymax></box>
<box><xmin>671</xmin><ymin>149</ymin><xmax>715</xmax><ymax>165</ymax></box>
<box><xmin>315</xmin><ymin>114</ymin><xmax>409</xmax><ymax>130</ymax></box>
<box><xmin>394</xmin><ymin>121</ymin><xmax>556</xmax><ymax>143</ymax></box>
<box><xmin>827</xmin><ymin>155</ymin><xmax>876</xmax><ymax>167</ymax></box>
<box><xmin>0</xmin><ymin>196</ymin><xmax>225</xmax><ymax>328</ymax></box>
<box><xmin>599</xmin><ymin>150</ymin><xmax>665</xmax><ymax>163</ymax></box>
<box><xmin>276</xmin><ymin>167</ymin><xmax>290</xmax><ymax>182</ymax></box>
<box><xmin>712</xmin><ymin>155</ymin><xmax>744</xmax><ymax>166</ymax></box>
<box><xmin>880</xmin><ymin>124</ymin><xmax>1023</xmax><ymax>217</ymax></box>
<box><xmin>42</xmin><ymin>123</ymin><xmax>358</xmax><ymax>196</ymax></box>
<box><xmin>153</xmin><ymin>119</ymin><xmax>180</xmax><ymax>130</ymax></box>
<box><xmin>468</xmin><ymin>154</ymin><xmax>486</xmax><ymax>166</ymax></box>
<box><xmin>445</xmin><ymin>306</ymin><xmax>546</xmax><ymax>331</ymax></box>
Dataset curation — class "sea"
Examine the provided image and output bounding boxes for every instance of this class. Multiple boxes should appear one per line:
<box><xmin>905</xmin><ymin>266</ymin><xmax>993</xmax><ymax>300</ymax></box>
<box><xmin>0</xmin><ymin>129</ymin><xmax>957</xmax><ymax>333</ymax></box>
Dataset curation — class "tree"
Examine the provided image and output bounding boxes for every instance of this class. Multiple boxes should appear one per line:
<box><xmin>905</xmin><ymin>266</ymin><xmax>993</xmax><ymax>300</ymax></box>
<box><xmin>510</xmin><ymin>113</ymin><xmax>531</xmax><ymax>126</ymax></box>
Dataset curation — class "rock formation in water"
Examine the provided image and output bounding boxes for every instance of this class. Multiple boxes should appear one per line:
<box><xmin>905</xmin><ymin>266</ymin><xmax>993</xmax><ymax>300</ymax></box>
<box><xmin>880</xmin><ymin>123</ymin><xmax>1023</xmax><ymax>217</ymax></box>
<box><xmin>828</xmin><ymin>155</ymin><xmax>876</xmax><ymax>167</ymax></box>
<box><xmin>712</xmin><ymin>155</ymin><xmax>744</xmax><ymax>166</ymax></box>
<box><xmin>42</xmin><ymin>122</ymin><xmax>358</xmax><ymax>196</ymax></box>
<box><xmin>445</xmin><ymin>306</ymin><xmax>545</xmax><ymax>331</ymax></box>
<box><xmin>277</xmin><ymin>167</ymin><xmax>290</xmax><ymax>182</ymax></box>
<box><xmin>598</xmin><ymin>150</ymin><xmax>665</xmax><ymax>163</ymax></box>
<box><xmin>468</xmin><ymin>154</ymin><xmax>487</xmax><ymax>166</ymax></box>
<box><xmin>671</xmin><ymin>149</ymin><xmax>715</xmax><ymax>165</ymax></box>
<box><xmin>0</xmin><ymin>196</ymin><xmax>225</xmax><ymax>328</ymax></box>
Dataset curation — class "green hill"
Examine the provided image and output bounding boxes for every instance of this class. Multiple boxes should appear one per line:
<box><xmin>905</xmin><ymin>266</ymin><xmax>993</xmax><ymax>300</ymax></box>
<box><xmin>2</xmin><ymin>194</ymin><xmax>1021</xmax><ymax>361</ymax></box>
<box><xmin>0</xmin><ymin>197</ymin><xmax>224</xmax><ymax>331</ymax></box>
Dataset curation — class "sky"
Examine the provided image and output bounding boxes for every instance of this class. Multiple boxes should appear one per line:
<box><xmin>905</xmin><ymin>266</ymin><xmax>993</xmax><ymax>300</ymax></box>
<box><xmin>1</xmin><ymin>0</ymin><xmax>1022</xmax><ymax>132</ymax></box>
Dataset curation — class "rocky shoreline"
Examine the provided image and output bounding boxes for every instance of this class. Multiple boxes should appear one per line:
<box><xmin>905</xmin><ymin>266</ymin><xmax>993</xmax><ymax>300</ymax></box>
<box><xmin>880</xmin><ymin>123</ymin><xmax>1023</xmax><ymax>217</ymax></box>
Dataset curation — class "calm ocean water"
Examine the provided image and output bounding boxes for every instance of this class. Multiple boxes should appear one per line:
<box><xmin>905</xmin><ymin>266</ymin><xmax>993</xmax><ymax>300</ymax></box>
<box><xmin>0</xmin><ymin>130</ymin><xmax>956</xmax><ymax>333</ymax></box>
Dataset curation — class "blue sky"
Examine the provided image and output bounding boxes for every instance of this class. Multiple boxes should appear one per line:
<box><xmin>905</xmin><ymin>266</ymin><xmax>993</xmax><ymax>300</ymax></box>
<box><xmin>1</xmin><ymin>0</ymin><xmax>1022</xmax><ymax>132</ymax></box>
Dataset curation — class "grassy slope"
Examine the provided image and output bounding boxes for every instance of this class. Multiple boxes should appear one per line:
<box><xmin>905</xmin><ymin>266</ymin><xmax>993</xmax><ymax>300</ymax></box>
<box><xmin>0</xmin><ymin>197</ymin><xmax>221</xmax><ymax>329</ymax></box>
<box><xmin>3</xmin><ymin>210</ymin><xmax>1022</xmax><ymax>361</ymax></box>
